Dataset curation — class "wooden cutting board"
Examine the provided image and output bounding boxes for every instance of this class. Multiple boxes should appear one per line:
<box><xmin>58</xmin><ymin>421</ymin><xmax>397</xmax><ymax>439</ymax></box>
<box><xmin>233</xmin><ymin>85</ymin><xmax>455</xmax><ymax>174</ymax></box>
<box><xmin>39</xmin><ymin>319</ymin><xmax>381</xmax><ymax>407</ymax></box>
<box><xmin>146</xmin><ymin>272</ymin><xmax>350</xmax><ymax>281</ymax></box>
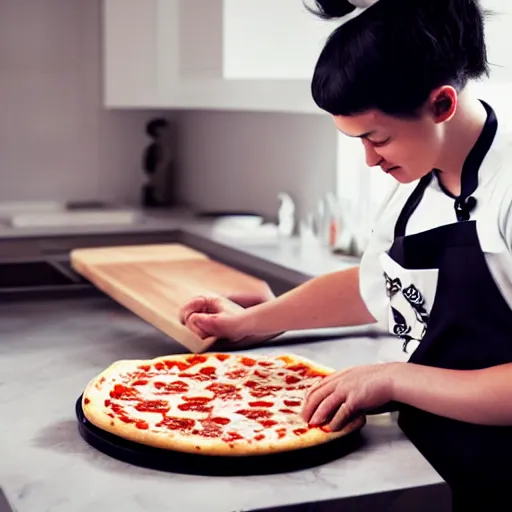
<box><xmin>70</xmin><ymin>243</ymin><xmax>272</xmax><ymax>353</ymax></box>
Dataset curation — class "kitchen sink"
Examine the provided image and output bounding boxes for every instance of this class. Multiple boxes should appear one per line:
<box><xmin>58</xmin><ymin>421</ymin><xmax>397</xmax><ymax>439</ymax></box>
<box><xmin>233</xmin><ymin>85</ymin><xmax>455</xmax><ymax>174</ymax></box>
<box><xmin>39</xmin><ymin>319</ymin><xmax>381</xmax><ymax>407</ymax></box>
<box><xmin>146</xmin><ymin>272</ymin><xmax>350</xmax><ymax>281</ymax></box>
<box><xmin>0</xmin><ymin>259</ymin><xmax>97</xmax><ymax>301</ymax></box>
<box><xmin>0</xmin><ymin>261</ymin><xmax>75</xmax><ymax>289</ymax></box>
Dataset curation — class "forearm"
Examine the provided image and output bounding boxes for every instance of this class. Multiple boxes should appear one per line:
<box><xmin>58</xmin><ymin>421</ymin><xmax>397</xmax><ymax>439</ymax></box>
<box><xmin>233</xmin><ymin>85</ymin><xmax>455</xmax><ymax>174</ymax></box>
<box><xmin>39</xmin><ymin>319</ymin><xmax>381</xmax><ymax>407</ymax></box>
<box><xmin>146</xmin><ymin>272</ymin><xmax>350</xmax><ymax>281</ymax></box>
<box><xmin>243</xmin><ymin>266</ymin><xmax>376</xmax><ymax>336</ymax></box>
<box><xmin>392</xmin><ymin>362</ymin><xmax>512</xmax><ymax>426</ymax></box>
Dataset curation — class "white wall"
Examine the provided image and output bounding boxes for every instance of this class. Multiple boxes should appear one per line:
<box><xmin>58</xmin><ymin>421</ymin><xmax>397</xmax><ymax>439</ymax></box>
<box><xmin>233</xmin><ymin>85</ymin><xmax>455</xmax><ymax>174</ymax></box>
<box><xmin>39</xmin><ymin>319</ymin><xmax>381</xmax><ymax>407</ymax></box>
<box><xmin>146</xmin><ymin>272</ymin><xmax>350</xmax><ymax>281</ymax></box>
<box><xmin>0</xmin><ymin>0</ymin><xmax>168</xmax><ymax>205</ymax></box>
<box><xmin>0</xmin><ymin>0</ymin><xmax>337</xmax><ymax>220</ymax></box>
<box><xmin>2</xmin><ymin>0</ymin><xmax>509</xmax><ymax>224</ymax></box>
<box><xmin>174</xmin><ymin>109</ymin><xmax>337</xmax><ymax>220</ymax></box>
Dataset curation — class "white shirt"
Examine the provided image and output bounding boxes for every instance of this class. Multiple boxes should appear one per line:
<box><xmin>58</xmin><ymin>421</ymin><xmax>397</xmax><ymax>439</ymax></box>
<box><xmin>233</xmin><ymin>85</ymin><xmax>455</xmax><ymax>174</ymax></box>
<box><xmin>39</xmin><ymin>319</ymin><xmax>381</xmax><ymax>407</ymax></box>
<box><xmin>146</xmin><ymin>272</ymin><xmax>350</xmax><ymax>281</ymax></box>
<box><xmin>359</xmin><ymin>103</ymin><xmax>512</xmax><ymax>361</ymax></box>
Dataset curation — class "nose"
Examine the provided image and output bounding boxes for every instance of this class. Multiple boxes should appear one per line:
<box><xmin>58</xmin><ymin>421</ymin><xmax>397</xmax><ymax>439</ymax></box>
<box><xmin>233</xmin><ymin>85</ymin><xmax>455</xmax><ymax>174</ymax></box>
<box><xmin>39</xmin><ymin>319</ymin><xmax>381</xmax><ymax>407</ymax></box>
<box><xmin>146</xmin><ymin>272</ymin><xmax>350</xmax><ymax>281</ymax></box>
<box><xmin>362</xmin><ymin>140</ymin><xmax>383</xmax><ymax>167</ymax></box>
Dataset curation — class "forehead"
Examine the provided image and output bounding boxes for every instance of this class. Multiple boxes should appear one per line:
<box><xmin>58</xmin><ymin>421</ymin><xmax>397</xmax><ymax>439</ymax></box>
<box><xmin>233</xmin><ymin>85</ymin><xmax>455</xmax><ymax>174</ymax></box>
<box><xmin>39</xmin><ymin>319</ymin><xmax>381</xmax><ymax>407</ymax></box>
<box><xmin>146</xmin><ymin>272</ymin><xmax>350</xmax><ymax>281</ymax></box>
<box><xmin>333</xmin><ymin>110</ymin><xmax>398</xmax><ymax>138</ymax></box>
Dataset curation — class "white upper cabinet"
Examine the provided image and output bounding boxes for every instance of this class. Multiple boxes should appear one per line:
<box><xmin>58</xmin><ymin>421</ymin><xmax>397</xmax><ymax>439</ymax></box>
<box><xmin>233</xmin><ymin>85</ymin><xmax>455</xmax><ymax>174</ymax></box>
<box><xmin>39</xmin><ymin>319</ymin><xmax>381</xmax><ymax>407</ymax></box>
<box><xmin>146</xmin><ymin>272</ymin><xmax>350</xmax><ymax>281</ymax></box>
<box><xmin>223</xmin><ymin>0</ymin><xmax>335</xmax><ymax>80</ymax></box>
<box><xmin>102</xmin><ymin>0</ymin><xmax>335</xmax><ymax>113</ymax></box>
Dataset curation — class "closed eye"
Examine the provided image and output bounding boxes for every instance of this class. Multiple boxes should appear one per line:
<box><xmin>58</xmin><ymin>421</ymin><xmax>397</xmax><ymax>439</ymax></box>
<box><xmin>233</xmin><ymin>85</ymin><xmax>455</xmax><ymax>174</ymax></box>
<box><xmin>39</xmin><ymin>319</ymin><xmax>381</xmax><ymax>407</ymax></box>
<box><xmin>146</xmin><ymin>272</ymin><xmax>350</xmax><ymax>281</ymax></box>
<box><xmin>368</xmin><ymin>137</ymin><xmax>391</xmax><ymax>148</ymax></box>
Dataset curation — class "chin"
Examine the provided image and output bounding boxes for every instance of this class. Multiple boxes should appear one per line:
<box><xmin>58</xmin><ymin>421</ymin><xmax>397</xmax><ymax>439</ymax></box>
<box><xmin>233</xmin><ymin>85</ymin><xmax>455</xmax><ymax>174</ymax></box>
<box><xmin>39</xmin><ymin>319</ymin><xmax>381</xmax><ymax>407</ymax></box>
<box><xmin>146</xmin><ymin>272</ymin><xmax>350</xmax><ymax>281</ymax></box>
<box><xmin>388</xmin><ymin>168</ymin><xmax>425</xmax><ymax>184</ymax></box>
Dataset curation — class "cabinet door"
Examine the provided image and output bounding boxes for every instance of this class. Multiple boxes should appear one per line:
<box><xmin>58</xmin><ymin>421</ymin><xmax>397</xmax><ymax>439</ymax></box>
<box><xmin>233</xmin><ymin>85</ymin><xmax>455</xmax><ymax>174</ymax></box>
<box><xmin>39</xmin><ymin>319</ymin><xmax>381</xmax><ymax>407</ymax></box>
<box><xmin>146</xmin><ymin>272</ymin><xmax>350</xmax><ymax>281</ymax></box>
<box><xmin>222</xmin><ymin>0</ymin><xmax>337</xmax><ymax>80</ymax></box>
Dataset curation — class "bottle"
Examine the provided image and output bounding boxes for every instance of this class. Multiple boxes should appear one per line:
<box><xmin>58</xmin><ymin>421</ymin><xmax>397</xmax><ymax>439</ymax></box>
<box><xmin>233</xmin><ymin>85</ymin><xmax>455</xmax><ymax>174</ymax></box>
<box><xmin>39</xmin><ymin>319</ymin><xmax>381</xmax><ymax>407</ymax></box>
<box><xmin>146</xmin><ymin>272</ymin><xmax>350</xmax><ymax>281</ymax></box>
<box><xmin>277</xmin><ymin>193</ymin><xmax>295</xmax><ymax>237</ymax></box>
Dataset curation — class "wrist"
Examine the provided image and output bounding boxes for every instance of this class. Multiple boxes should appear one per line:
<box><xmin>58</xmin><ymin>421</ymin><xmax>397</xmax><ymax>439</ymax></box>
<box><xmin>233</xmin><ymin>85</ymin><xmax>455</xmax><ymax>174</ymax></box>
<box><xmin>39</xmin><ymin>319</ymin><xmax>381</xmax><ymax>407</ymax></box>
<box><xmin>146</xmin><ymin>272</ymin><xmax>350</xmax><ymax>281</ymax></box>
<box><xmin>386</xmin><ymin>361</ymin><xmax>410</xmax><ymax>403</ymax></box>
<box><xmin>239</xmin><ymin>305</ymin><xmax>262</xmax><ymax>337</ymax></box>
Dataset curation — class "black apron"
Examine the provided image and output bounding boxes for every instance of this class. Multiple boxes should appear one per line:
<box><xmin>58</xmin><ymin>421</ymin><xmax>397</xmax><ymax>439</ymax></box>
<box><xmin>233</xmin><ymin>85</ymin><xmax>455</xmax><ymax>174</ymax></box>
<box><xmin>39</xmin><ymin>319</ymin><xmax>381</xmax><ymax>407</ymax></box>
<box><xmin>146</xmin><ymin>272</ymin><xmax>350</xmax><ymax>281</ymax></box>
<box><xmin>383</xmin><ymin>101</ymin><xmax>512</xmax><ymax>505</ymax></box>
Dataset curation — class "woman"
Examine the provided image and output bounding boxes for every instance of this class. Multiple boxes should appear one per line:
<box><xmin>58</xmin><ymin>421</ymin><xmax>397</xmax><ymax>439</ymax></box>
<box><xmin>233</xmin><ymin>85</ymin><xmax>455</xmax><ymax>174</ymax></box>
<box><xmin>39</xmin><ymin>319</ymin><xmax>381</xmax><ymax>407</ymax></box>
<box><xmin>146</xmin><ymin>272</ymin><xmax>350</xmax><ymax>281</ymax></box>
<box><xmin>179</xmin><ymin>0</ymin><xmax>512</xmax><ymax>506</ymax></box>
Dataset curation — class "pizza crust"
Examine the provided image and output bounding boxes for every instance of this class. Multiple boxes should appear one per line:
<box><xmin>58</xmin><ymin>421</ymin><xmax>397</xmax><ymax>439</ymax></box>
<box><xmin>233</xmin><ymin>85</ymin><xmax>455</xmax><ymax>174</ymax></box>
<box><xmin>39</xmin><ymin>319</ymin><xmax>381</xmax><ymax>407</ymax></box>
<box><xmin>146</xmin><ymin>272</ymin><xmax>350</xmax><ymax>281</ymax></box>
<box><xmin>82</xmin><ymin>353</ymin><xmax>366</xmax><ymax>457</ymax></box>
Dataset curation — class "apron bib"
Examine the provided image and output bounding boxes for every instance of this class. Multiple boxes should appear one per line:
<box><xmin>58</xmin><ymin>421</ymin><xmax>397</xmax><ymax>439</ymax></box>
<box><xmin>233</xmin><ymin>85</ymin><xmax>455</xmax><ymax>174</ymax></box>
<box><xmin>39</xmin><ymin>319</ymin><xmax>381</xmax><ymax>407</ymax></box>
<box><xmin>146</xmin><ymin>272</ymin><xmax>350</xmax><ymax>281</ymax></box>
<box><xmin>381</xmin><ymin>102</ymin><xmax>512</xmax><ymax>501</ymax></box>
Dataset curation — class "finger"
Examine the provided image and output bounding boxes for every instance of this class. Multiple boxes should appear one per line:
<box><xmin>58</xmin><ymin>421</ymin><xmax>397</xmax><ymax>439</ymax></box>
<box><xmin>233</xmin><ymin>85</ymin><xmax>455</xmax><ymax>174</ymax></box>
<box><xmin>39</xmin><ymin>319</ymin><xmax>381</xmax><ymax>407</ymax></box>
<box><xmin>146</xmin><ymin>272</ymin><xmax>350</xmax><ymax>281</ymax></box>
<box><xmin>186</xmin><ymin>313</ymin><xmax>217</xmax><ymax>338</ymax></box>
<box><xmin>184</xmin><ymin>314</ymin><xmax>208</xmax><ymax>339</ymax></box>
<box><xmin>306</xmin><ymin>367</ymin><xmax>351</xmax><ymax>399</ymax></box>
<box><xmin>179</xmin><ymin>296</ymin><xmax>208</xmax><ymax>324</ymax></box>
<box><xmin>188</xmin><ymin>312</ymin><xmax>236</xmax><ymax>340</ymax></box>
<box><xmin>301</xmin><ymin>380</ymin><xmax>338</xmax><ymax>424</ymax></box>
<box><xmin>306</xmin><ymin>374</ymin><xmax>334</xmax><ymax>399</ymax></box>
<box><xmin>308</xmin><ymin>392</ymin><xmax>347</xmax><ymax>428</ymax></box>
<box><xmin>329</xmin><ymin>397</ymin><xmax>357</xmax><ymax>432</ymax></box>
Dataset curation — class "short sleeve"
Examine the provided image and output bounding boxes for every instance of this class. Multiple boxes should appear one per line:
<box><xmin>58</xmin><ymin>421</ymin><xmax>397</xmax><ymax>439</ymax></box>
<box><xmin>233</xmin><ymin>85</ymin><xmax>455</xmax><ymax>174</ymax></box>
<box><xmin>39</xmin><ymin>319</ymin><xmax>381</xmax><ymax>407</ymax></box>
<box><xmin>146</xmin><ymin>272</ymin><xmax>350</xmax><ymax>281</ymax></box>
<box><xmin>358</xmin><ymin>183</ymin><xmax>402</xmax><ymax>326</ymax></box>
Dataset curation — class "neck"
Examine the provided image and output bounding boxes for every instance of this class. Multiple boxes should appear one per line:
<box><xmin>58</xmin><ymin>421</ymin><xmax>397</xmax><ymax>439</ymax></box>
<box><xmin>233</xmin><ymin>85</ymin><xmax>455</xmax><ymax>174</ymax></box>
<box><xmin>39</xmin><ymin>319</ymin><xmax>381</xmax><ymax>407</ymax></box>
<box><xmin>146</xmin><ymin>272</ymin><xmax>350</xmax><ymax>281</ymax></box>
<box><xmin>435</xmin><ymin>89</ymin><xmax>488</xmax><ymax>196</ymax></box>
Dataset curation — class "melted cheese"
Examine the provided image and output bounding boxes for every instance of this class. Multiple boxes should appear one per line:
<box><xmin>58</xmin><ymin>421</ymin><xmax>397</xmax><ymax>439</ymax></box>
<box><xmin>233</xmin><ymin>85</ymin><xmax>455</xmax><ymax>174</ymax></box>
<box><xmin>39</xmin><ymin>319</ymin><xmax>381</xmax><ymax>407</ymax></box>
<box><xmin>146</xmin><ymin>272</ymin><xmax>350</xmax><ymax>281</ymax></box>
<box><xmin>99</xmin><ymin>354</ymin><xmax>324</xmax><ymax>442</ymax></box>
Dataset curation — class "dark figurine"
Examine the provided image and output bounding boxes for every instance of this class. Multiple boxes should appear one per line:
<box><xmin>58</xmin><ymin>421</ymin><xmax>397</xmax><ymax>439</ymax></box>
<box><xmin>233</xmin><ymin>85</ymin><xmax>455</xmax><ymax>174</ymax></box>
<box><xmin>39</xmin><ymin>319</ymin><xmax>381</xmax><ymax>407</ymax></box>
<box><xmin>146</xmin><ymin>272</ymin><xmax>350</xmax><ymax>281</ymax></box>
<box><xmin>142</xmin><ymin>118</ymin><xmax>175</xmax><ymax>207</ymax></box>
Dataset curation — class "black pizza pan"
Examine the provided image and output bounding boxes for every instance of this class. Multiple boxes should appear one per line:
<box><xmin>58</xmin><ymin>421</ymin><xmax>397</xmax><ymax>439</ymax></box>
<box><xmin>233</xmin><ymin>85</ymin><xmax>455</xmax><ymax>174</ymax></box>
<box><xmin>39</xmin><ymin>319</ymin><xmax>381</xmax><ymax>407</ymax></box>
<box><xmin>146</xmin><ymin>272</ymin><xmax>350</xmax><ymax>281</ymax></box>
<box><xmin>75</xmin><ymin>394</ymin><xmax>365</xmax><ymax>476</ymax></box>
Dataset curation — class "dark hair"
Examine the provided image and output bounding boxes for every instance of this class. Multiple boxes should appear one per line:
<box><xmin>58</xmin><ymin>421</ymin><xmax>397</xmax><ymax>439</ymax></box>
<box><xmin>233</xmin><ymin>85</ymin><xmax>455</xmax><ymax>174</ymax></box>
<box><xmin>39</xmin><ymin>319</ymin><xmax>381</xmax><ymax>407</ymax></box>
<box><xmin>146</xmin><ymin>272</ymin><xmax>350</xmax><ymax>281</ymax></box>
<box><xmin>146</xmin><ymin>118</ymin><xmax>169</xmax><ymax>138</ymax></box>
<box><xmin>307</xmin><ymin>0</ymin><xmax>490</xmax><ymax>118</ymax></box>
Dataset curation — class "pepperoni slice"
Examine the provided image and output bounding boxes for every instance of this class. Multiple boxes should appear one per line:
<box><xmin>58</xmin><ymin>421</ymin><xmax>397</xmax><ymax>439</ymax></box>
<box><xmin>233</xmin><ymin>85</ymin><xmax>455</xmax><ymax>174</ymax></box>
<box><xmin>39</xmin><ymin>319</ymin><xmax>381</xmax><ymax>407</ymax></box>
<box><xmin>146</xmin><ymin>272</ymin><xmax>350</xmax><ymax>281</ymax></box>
<box><xmin>248</xmin><ymin>401</ymin><xmax>274</xmax><ymax>408</ymax></box>
<box><xmin>293</xmin><ymin>428</ymin><xmax>308</xmax><ymax>436</ymax></box>
<box><xmin>109</xmin><ymin>402</ymin><xmax>147</xmax><ymax>428</ymax></box>
<box><xmin>276</xmin><ymin>427</ymin><xmax>287</xmax><ymax>439</ymax></box>
<box><xmin>284</xmin><ymin>399</ymin><xmax>301</xmax><ymax>407</ymax></box>
<box><xmin>236</xmin><ymin>409</ymin><xmax>272</xmax><ymax>420</ymax></box>
<box><xmin>164</xmin><ymin>360</ymin><xmax>190</xmax><ymax>371</ymax></box>
<box><xmin>254</xmin><ymin>434</ymin><xmax>265</xmax><ymax>441</ymax></box>
<box><xmin>199</xmin><ymin>366</ymin><xmax>216</xmax><ymax>377</ymax></box>
<box><xmin>182</xmin><ymin>396</ymin><xmax>212</xmax><ymax>403</ymax></box>
<box><xmin>286</xmin><ymin>364</ymin><xmax>309</xmax><ymax>376</ymax></box>
<box><xmin>206</xmin><ymin>382</ymin><xmax>241</xmax><ymax>400</ymax></box>
<box><xmin>178</xmin><ymin>372</ymin><xmax>215</xmax><ymax>382</ymax></box>
<box><xmin>135</xmin><ymin>400</ymin><xmax>170</xmax><ymax>414</ymax></box>
<box><xmin>216</xmin><ymin>354</ymin><xmax>230</xmax><ymax>361</ymax></box>
<box><xmin>178</xmin><ymin>401</ymin><xmax>213</xmax><ymax>413</ymax></box>
<box><xmin>109</xmin><ymin>384</ymin><xmax>139</xmax><ymax>400</ymax></box>
<box><xmin>153</xmin><ymin>381</ymin><xmax>189</xmax><ymax>394</ymax></box>
<box><xmin>285</xmin><ymin>375</ymin><xmax>301</xmax><ymax>385</ymax></box>
<box><xmin>209</xmin><ymin>417</ymin><xmax>230</xmax><ymax>425</ymax></box>
<box><xmin>225</xmin><ymin>368</ymin><xmax>248</xmax><ymax>379</ymax></box>
<box><xmin>187</xmin><ymin>355</ymin><xmax>208</xmax><ymax>366</ymax></box>
<box><xmin>156</xmin><ymin>416</ymin><xmax>195</xmax><ymax>431</ymax></box>
<box><xmin>223</xmin><ymin>431</ymin><xmax>244</xmax><ymax>443</ymax></box>
<box><xmin>249</xmin><ymin>385</ymin><xmax>282</xmax><ymax>398</ymax></box>
<box><xmin>241</xmin><ymin>357</ymin><xmax>257</xmax><ymax>367</ymax></box>
<box><xmin>258</xmin><ymin>419</ymin><xmax>278</xmax><ymax>428</ymax></box>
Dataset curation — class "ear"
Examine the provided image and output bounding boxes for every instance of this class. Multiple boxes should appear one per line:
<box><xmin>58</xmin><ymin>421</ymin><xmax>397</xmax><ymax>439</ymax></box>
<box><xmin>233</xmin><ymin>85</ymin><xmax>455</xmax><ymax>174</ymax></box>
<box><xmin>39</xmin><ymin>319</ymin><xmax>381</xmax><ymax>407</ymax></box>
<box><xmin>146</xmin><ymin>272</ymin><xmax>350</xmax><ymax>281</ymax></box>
<box><xmin>429</xmin><ymin>86</ymin><xmax>458</xmax><ymax>123</ymax></box>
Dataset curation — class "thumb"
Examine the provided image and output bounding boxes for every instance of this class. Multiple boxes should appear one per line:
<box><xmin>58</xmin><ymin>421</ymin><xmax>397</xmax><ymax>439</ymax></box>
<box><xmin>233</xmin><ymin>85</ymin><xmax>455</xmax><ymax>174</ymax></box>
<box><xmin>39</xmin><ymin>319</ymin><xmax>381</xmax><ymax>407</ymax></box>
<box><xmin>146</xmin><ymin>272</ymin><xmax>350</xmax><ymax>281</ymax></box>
<box><xmin>189</xmin><ymin>312</ymin><xmax>234</xmax><ymax>339</ymax></box>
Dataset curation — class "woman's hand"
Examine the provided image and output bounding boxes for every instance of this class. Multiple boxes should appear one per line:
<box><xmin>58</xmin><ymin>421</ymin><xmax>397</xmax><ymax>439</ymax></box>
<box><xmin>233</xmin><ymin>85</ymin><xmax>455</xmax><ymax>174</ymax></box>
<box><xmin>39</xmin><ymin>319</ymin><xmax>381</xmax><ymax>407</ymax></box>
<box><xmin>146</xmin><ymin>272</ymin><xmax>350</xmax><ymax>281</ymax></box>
<box><xmin>301</xmin><ymin>363</ymin><xmax>400</xmax><ymax>430</ymax></box>
<box><xmin>179</xmin><ymin>296</ymin><xmax>254</xmax><ymax>342</ymax></box>
<box><xmin>179</xmin><ymin>287</ymin><xmax>279</xmax><ymax>343</ymax></box>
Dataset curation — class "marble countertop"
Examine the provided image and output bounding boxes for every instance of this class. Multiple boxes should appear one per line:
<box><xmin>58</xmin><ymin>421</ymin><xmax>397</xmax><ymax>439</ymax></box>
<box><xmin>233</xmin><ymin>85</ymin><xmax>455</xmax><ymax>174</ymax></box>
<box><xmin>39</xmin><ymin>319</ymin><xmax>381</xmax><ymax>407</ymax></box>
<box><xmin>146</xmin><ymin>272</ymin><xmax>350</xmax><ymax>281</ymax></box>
<box><xmin>0</xmin><ymin>296</ymin><xmax>444</xmax><ymax>512</ymax></box>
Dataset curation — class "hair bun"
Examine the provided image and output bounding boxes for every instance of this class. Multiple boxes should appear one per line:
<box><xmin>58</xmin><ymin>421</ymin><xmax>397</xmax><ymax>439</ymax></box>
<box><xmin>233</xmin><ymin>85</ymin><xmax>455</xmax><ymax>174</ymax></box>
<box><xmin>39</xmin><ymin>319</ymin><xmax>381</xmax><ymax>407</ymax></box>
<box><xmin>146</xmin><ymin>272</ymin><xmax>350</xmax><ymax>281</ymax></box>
<box><xmin>306</xmin><ymin>0</ymin><xmax>380</xmax><ymax>20</ymax></box>
<box><xmin>307</xmin><ymin>0</ymin><xmax>356</xmax><ymax>19</ymax></box>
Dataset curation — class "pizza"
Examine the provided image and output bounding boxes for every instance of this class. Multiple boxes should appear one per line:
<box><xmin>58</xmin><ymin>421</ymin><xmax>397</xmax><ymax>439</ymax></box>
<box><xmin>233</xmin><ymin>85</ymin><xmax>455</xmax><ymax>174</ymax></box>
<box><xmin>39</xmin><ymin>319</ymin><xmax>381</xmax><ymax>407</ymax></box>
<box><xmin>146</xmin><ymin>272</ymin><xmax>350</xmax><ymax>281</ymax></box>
<box><xmin>81</xmin><ymin>352</ymin><xmax>365</xmax><ymax>456</ymax></box>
